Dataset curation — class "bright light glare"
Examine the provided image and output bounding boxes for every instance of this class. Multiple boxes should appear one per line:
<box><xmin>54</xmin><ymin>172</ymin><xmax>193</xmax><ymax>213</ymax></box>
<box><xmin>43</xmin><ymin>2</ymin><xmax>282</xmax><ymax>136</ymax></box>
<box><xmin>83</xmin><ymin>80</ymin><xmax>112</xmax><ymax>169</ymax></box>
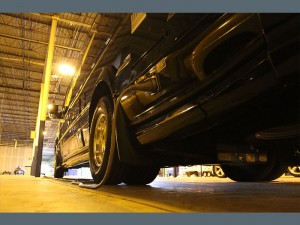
<box><xmin>47</xmin><ymin>104</ymin><xmax>53</xmax><ymax>110</ymax></box>
<box><xmin>58</xmin><ymin>64</ymin><xmax>75</xmax><ymax>76</ymax></box>
<box><xmin>43</xmin><ymin>131</ymin><xmax>47</xmax><ymax>135</ymax></box>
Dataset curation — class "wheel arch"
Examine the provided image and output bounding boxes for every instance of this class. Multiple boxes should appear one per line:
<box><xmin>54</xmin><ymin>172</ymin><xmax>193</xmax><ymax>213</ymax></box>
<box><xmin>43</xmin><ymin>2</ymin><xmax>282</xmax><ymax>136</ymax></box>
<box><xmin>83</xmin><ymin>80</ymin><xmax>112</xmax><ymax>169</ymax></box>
<box><xmin>88</xmin><ymin>66</ymin><xmax>168</xmax><ymax>166</ymax></box>
<box><xmin>89</xmin><ymin>65</ymin><xmax>117</xmax><ymax>128</ymax></box>
<box><xmin>89</xmin><ymin>81</ymin><xmax>113</xmax><ymax>129</ymax></box>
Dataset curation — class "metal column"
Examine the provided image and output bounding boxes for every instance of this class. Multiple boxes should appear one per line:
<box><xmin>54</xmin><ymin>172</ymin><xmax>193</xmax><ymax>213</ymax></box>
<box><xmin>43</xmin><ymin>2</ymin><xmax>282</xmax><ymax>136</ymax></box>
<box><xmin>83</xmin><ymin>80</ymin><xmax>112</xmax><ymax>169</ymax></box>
<box><xmin>31</xmin><ymin>16</ymin><xmax>58</xmax><ymax>177</ymax></box>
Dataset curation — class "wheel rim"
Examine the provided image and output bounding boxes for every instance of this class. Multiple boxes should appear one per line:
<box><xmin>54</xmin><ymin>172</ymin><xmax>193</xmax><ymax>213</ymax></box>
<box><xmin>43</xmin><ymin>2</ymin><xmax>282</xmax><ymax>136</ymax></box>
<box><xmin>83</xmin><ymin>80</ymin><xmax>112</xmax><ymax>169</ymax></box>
<box><xmin>215</xmin><ymin>166</ymin><xmax>225</xmax><ymax>177</ymax></box>
<box><xmin>93</xmin><ymin>113</ymin><xmax>107</xmax><ymax>169</ymax></box>
<box><xmin>288</xmin><ymin>166</ymin><xmax>300</xmax><ymax>175</ymax></box>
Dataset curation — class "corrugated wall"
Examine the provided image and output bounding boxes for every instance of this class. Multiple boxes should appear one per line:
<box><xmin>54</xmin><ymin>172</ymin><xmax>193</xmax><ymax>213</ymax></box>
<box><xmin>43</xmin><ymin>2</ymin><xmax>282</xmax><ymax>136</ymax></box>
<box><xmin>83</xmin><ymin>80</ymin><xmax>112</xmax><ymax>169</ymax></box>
<box><xmin>0</xmin><ymin>146</ymin><xmax>32</xmax><ymax>174</ymax></box>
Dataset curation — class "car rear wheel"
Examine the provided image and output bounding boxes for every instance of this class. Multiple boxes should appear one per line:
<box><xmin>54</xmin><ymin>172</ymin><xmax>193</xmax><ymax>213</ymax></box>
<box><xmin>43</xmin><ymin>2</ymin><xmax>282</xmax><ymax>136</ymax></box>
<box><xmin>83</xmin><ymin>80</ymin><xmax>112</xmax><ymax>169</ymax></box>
<box><xmin>260</xmin><ymin>161</ymin><xmax>287</xmax><ymax>181</ymax></box>
<box><xmin>221</xmin><ymin>164</ymin><xmax>273</xmax><ymax>182</ymax></box>
<box><xmin>53</xmin><ymin>155</ymin><xmax>64</xmax><ymax>178</ymax></box>
<box><xmin>123</xmin><ymin>166</ymin><xmax>160</xmax><ymax>185</ymax></box>
<box><xmin>221</xmin><ymin>152</ymin><xmax>280</xmax><ymax>182</ymax></box>
<box><xmin>89</xmin><ymin>96</ymin><xmax>128</xmax><ymax>185</ymax></box>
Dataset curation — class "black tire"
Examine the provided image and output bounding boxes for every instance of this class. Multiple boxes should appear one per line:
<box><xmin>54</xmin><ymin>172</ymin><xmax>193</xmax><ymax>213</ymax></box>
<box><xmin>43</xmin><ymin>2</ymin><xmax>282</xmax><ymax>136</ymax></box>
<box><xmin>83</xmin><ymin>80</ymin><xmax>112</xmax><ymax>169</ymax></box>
<box><xmin>213</xmin><ymin>165</ymin><xmax>227</xmax><ymax>178</ymax></box>
<box><xmin>221</xmin><ymin>152</ymin><xmax>280</xmax><ymax>182</ymax></box>
<box><xmin>221</xmin><ymin>164</ymin><xmax>272</xmax><ymax>182</ymax></box>
<box><xmin>123</xmin><ymin>166</ymin><xmax>160</xmax><ymax>185</ymax></box>
<box><xmin>261</xmin><ymin>161</ymin><xmax>287</xmax><ymax>181</ymax></box>
<box><xmin>54</xmin><ymin>155</ymin><xmax>64</xmax><ymax>178</ymax></box>
<box><xmin>287</xmin><ymin>166</ymin><xmax>300</xmax><ymax>177</ymax></box>
<box><xmin>89</xmin><ymin>96</ymin><xmax>127</xmax><ymax>185</ymax></box>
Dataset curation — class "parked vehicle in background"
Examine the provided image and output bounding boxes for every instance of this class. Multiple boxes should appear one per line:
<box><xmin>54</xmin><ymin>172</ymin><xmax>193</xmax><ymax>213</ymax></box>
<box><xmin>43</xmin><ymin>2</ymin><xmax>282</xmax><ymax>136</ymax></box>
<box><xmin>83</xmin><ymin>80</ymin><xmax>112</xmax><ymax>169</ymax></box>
<box><xmin>53</xmin><ymin>13</ymin><xmax>299</xmax><ymax>185</ymax></box>
<box><xmin>287</xmin><ymin>166</ymin><xmax>300</xmax><ymax>177</ymax></box>
<box><xmin>180</xmin><ymin>165</ymin><xmax>227</xmax><ymax>178</ymax></box>
<box><xmin>14</xmin><ymin>167</ymin><xmax>25</xmax><ymax>175</ymax></box>
<box><xmin>213</xmin><ymin>165</ymin><xmax>227</xmax><ymax>178</ymax></box>
<box><xmin>2</xmin><ymin>171</ymin><xmax>11</xmax><ymax>175</ymax></box>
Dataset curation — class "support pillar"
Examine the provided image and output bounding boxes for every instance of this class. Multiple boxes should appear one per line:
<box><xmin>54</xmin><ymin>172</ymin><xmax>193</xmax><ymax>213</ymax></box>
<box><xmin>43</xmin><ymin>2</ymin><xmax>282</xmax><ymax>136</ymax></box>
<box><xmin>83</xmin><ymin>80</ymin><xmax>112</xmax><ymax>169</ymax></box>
<box><xmin>31</xmin><ymin>16</ymin><xmax>58</xmax><ymax>177</ymax></box>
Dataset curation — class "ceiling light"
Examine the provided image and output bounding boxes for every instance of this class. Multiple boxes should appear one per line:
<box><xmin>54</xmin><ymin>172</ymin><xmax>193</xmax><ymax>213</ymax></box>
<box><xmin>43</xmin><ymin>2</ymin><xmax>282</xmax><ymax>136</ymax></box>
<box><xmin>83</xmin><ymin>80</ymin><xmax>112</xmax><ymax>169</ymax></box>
<box><xmin>47</xmin><ymin>103</ymin><xmax>53</xmax><ymax>110</ymax></box>
<box><xmin>58</xmin><ymin>64</ymin><xmax>75</xmax><ymax>76</ymax></box>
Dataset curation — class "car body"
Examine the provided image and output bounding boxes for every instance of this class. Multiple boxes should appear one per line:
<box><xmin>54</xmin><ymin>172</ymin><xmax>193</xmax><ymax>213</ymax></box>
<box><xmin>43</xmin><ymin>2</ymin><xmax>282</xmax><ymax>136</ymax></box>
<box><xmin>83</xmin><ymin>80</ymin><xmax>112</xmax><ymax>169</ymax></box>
<box><xmin>54</xmin><ymin>13</ymin><xmax>300</xmax><ymax>184</ymax></box>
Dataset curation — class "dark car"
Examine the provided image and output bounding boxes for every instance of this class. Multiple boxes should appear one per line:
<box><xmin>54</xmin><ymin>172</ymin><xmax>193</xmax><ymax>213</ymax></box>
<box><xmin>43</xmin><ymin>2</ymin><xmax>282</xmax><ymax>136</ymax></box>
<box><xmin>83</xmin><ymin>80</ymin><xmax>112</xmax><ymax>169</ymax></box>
<box><xmin>14</xmin><ymin>167</ymin><xmax>25</xmax><ymax>175</ymax></box>
<box><xmin>53</xmin><ymin>13</ymin><xmax>299</xmax><ymax>185</ymax></box>
<box><xmin>2</xmin><ymin>171</ymin><xmax>11</xmax><ymax>175</ymax></box>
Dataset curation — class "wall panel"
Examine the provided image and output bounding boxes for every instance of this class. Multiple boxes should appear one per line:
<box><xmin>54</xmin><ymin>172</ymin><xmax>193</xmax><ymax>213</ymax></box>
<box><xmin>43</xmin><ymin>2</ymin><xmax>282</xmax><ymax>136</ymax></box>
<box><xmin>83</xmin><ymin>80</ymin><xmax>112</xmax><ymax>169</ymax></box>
<box><xmin>0</xmin><ymin>146</ymin><xmax>32</xmax><ymax>174</ymax></box>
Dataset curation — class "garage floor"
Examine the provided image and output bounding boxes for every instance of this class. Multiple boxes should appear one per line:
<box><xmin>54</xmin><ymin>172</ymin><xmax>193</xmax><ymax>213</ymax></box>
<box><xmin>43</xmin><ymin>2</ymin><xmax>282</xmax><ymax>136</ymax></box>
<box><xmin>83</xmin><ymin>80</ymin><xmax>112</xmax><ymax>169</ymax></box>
<box><xmin>0</xmin><ymin>175</ymin><xmax>299</xmax><ymax>212</ymax></box>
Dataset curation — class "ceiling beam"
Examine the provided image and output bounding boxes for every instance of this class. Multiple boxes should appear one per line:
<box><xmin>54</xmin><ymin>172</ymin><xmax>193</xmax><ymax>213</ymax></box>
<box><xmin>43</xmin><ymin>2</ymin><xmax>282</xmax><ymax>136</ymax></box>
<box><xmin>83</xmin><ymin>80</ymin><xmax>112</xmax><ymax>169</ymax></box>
<box><xmin>0</xmin><ymin>118</ymin><xmax>36</xmax><ymax>124</ymax></box>
<box><xmin>0</xmin><ymin>97</ymin><xmax>39</xmax><ymax>105</ymax></box>
<box><xmin>0</xmin><ymin>72</ymin><xmax>70</xmax><ymax>89</ymax></box>
<box><xmin>0</xmin><ymin>50</ymin><xmax>45</xmax><ymax>64</ymax></box>
<box><xmin>0</xmin><ymin>111</ymin><xmax>37</xmax><ymax>117</ymax></box>
<box><xmin>0</xmin><ymin>72</ymin><xmax>41</xmax><ymax>83</ymax></box>
<box><xmin>0</xmin><ymin>131</ymin><xmax>31</xmax><ymax>135</ymax></box>
<box><xmin>0</xmin><ymin>63</ymin><xmax>44</xmax><ymax>73</ymax></box>
<box><xmin>0</xmin><ymin>56</ymin><xmax>44</xmax><ymax>67</ymax></box>
<box><xmin>0</xmin><ymin>125</ymin><xmax>33</xmax><ymax>130</ymax></box>
<box><xmin>0</xmin><ymin>106</ymin><xmax>37</xmax><ymax>113</ymax></box>
<box><xmin>0</xmin><ymin>33</ymin><xmax>83</xmax><ymax>53</ymax></box>
<box><xmin>0</xmin><ymin>130</ymin><xmax>31</xmax><ymax>134</ymax></box>
<box><xmin>2</xmin><ymin>120</ymin><xmax>34</xmax><ymax>125</ymax></box>
<box><xmin>0</xmin><ymin>119</ymin><xmax>36</xmax><ymax>125</ymax></box>
<box><xmin>30</xmin><ymin>13</ymin><xmax>112</xmax><ymax>36</ymax></box>
<box><xmin>0</xmin><ymin>90</ymin><xmax>65</xmax><ymax>101</ymax></box>
<box><xmin>0</xmin><ymin>84</ymin><xmax>65</xmax><ymax>96</ymax></box>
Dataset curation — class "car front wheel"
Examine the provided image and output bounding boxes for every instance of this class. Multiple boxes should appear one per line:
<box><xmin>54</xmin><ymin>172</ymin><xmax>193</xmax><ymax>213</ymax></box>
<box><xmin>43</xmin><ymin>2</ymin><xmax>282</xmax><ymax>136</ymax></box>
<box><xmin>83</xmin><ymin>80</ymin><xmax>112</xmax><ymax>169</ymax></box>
<box><xmin>89</xmin><ymin>96</ymin><xmax>128</xmax><ymax>185</ymax></box>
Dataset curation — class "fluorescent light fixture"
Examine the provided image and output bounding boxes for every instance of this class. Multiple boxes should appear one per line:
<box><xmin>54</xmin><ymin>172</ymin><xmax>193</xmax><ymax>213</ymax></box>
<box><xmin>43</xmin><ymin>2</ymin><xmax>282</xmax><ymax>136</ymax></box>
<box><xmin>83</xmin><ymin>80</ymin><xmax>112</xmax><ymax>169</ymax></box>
<box><xmin>58</xmin><ymin>64</ymin><xmax>75</xmax><ymax>76</ymax></box>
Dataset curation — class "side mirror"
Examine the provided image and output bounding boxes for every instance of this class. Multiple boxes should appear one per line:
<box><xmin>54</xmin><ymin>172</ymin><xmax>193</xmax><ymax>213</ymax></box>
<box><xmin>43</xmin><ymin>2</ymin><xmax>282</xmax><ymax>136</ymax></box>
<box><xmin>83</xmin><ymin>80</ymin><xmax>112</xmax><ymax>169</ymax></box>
<box><xmin>116</xmin><ymin>53</ymin><xmax>132</xmax><ymax>77</ymax></box>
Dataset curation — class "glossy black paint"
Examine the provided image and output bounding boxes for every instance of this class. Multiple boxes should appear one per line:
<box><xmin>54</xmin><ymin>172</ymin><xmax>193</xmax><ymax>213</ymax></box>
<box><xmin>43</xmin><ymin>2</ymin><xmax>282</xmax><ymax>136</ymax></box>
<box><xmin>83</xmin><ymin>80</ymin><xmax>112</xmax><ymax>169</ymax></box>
<box><xmin>56</xmin><ymin>13</ymin><xmax>299</xmax><ymax>169</ymax></box>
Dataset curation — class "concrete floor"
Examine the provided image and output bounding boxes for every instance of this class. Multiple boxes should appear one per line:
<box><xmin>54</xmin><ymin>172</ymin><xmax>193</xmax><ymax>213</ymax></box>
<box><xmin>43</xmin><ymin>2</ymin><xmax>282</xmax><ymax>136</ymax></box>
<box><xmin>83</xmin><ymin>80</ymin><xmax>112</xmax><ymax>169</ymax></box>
<box><xmin>0</xmin><ymin>175</ymin><xmax>299</xmax><ymax>212</ymax></box>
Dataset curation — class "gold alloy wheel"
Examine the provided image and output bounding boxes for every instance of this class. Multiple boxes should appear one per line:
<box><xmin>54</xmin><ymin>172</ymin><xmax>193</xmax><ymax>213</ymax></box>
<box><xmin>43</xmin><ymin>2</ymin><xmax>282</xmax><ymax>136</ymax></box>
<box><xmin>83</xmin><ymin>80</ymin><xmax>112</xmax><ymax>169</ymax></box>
<box><xmin>93</xmin><ymin>113</ymin><xmax>107</xmax><ymax>169</ymax></box>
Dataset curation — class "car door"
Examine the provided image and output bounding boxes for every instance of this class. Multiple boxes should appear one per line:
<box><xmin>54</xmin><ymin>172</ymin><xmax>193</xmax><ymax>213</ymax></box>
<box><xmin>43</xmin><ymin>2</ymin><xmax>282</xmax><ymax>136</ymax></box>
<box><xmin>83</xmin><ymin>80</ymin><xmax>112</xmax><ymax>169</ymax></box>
<box><xmin>118</xmin><ymin>13</ymin><xmax>215</xmax><ymax>122</ymax></box>
<box><xmin>116</xmin><ymin>13</ymin><xmax>278</xmax><ymax>149</ymax></box>
<box><xmin>58</xmin><ymin>76</ymin><xmax>85</xmax><ymax>165</ymax></box>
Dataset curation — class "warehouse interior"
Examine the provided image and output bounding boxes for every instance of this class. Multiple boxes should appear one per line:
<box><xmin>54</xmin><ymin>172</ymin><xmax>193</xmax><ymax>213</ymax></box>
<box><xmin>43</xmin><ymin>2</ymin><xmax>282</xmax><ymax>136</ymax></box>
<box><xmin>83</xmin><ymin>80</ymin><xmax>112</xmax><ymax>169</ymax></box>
<box><xmin>0</xmin><ymin>13</ymin><xmax>133</xmax><ymax>175</ymax></box>
<box><xmin>0</xmin><ymin>12</ymin><xmax>299</xmax><ymax>215</ymax></box>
